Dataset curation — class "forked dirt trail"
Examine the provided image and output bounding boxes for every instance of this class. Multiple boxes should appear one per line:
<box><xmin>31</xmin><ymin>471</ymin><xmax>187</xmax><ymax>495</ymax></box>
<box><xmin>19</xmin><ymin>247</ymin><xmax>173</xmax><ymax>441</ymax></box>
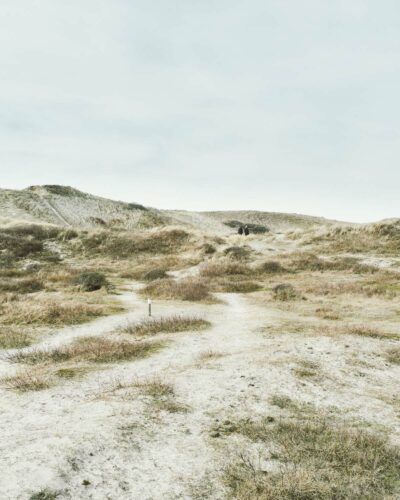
<box><xmin>0</xmin><ymin>284</ymin><xmax>272</xmax><ymax>499</ymax></box>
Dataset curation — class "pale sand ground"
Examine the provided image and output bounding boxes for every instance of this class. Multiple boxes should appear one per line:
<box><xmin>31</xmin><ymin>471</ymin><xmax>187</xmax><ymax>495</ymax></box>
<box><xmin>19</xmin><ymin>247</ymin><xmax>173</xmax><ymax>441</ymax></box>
<box><xmin>0</xmin><ymin>263</ymin><xmax>399</xmax><ymax>499</ymax></box>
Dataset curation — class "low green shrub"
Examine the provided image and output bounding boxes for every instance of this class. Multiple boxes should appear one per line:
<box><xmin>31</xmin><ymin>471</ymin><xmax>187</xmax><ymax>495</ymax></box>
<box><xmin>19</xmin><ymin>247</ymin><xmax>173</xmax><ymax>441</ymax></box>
<box><xmin>200</xmin><ymin>243</ymin><xmax>216</xmax><ymax>255</ymax></box>
<box><xmin>73</xmin><ymin>272</ymin><xmax>108</xmax><ymax>291</ymax></box>
<box><xmin>259</xmin><ymin>261</ymin><xmax>287</xmax><ymax>274</ymax></box>
<box><xmin>0</xmin><ymin>232</ymin><xmax>43</xmax><ymax>257</ymax></box>
<box><xmin>0</xmin><ymin>278</ymin><xmax>43</xmax><ymax>294</ymax></box>
<box><xmin>223</xmin><ymin>246</ymin><xmax>251</xmax><ymax>260</ymax></box>
<box><xmin>273</xmin><ymin>283</ymin><xmax>301</xmax><ymax>301</ymax></box>
<box><xmin>143</xmin><ymin>268</ymin><xmax>169</xmax><ymax>281</ymax></box>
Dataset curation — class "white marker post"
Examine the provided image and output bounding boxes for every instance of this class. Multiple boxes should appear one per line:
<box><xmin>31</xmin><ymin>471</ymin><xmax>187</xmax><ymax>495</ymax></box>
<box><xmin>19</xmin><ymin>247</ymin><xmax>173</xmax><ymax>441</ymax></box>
<box><xmin>147</xmin><ymin>298</ymin><xmax>152</xmax><ymax>317</ymax></box>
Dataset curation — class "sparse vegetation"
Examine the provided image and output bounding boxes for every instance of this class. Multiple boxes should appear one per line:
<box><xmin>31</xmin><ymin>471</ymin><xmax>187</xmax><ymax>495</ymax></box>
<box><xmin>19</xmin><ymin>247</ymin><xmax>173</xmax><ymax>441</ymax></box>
<box><xmin>346</xmin><ymin>324</ymin><xmax>400</xmax><ymax>340</ymax></box>
<box><xmin>0</xmin><ymin>231</ymin><xmax>43</xmax><ymax>257</ymax></box>
<box><xmin>123</xmin><ymin>316</ymin><xmax>211</xmax><ymax>336</ymax></box>
<box><xmin>269</xmin><ymin>394</ymin><xmax>299</xmax><ymax>410</ymax></box>
<box><xmin>258</xmin><ymin>260</ymin><xmax>287</xmax><ymax>274</ymax></box>
<box><xmin>135</xmin><ymin>376</ymin><xmax>189</xmax><ymax>413</ymax></box>
<box><xmin>81</xmin><ymin>228</ymin><xmax>190</xmax><ymax>258</ymax></box>
<box><xmin>272</xmin><ymin>283</ymin><xmax>301</xmax><ymax>301</ymax></box>
<box><xmin>135</xmin><ymin>377</ymin><xmax>175</xmax><ymax>398</ymax></box>
<box><xmin>142</xmin><ymin>268</ymin><xmax>169</xmax><ymax>281</ymax></box>
<box><xmin>288</xmin><ymin>252</ymin><xmax>380</xmax><ymax>274</ymax></box>
<box><xmin>0</xmin><ymin>327</ymin><xmax>33</xmax><ymax>349</ymax></box>
<box><xmin>73</xmin><ymin>272</ymin><xmax>108</xmax><ymax>291</ymax></box>
<box><xmin>223</xmin><ymin>246</ymin><xmax>251</xmax><ymax>260</ymax></box>
<box><xmin>29</xmin><ymin>488</ymin><xmax>59</xmax><ymax>500</ymax></box>
<box><xmin>1</xmin><ymin>368</ymin><xmax>54</xmax><ymax>392</ymax></box>
<box><xmin>0</xmin><ymin>295</ymin><xmax>119</xmax><ymax>326</ymax></box>
<box><xmin>200</xmin><ymin>260</ymin><xmax>252</xmax><ymax>277</ymax></box>
<box><xmin>9</xmin><ymin>336</ymin><xmax>163</xmax><ymax>365</ymax></box>
<box><xmin>309</xmin><ymin>220</ymin><xmax>400</xmax><ymax>255</ymax></box>
<box><xmin>152</xmin><ymin>399</ymin><xmax>189</xmax><ymax>413</ymax></box>
<box><xmin>197</xmin><ymin>350</ymin><xmax>224</xmax><ymax>362</ymax></box>
<box><xmin>0</xmin><ymin>277</ymin><xmax>43</xmax><ymax>294</ymax></box>
<box><xmin>210</xmin><ymin>419</ymin><xmax>239</xmax><ymax>438</ymax></box>
<box><xmin>200</xmin><ymin>243</ymin><xmax>216</xmax><ymax>255</ymax></box>
<box><xmin>211</xmin><ymin>279</ymin><xmax>261</xmax><ymax>293</ymax></box>
<box><xmin>386</xmin><ymin>346</ymin><xmax>400</xmax><ymax>364</ymax></box>
<box><xmin>140</xmin><ymin>277</ymin><xmax>213</xmax><ymax>302</ymax></box>
<box><xmin>293</xmin><ymin>359</ymin><xmax>321</xmax><ymax>378</ymax></box>
<box><xmin>55</xmin><ymin>367</ymin><xmax>91</xmax><ymax>379</ymax></box>
<box><xmin>222</xmin><ymin>408</ymin><xmax>400</xmax><ymax>499</ymax></box>
<box><xmin>88</xmin><ymin>216</ymin><xmax>106</xmax><ymax>226</ymax></box>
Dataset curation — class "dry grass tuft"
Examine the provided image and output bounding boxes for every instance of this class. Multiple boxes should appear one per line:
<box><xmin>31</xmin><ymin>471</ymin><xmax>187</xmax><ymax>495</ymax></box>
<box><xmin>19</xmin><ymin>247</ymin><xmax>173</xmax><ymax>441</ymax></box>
<box><xmin>0</xmin><ymin>294</ymin><xmax>120</xmax><ymax>326</ymax></box>
<box><xmin>272</xmin><ymin>283</ymin><xmax>301</xmax><ymax>301</ymax></box>
<box><xmin>1</xmin><ymin>368</ymin><xmax>54</xmax><ymax>392</ymax></box>
<box><xmin>222</xmin><ymin>410</ymin><xmax>400</xmax><ymax>499</ymax></box>
<box><xmin>81</xmin><ymin>228</ymin><xmax>190</xmax><ymax>258</ymax></box>
<box><xmin>0</xmin><ymin>278</ymin><xmax>44</xmax><ymax>294</ymax></box>
<box><xmin>135</xmin><ymin>376</ymin><xmax>175</xmax><ymax>398</ymax></box>
<box><xmin>142</xmin><ymin>268</ymin><xmax>169</xmax><ymax>281</ymax></box>
<box><xmin>386</xmin><ymin>346</ymin><xmax>400</xmax><ymax>364</ymax></box>
<box><xmin>293</xmin><ymin>359</ymin><xmax>321</xmax><ymax>378</ymax></box>
<box><xmin>269</xmin><ymin>394</ymin><xmax>300</xmax><ymax>410</ymax></box>
<box><xmin>0</xmin><ymin>327</ymin><xmax>33</xmax><ymax>349</ymax></box>
<box><xmin>309</xmin><ymin>221</ymin><xmax>400</xmax><ymax>256</ymax></box>
<box><xmin>135</xmin><ymin>376</ymin><xmax>189</xmax><ymax>413</ymax></box>
<box><xmin>315</xmin><ymin>307</ymin><xmax>340</xmax><ymax>320</ymax></box>
<box><xmin>9</xmin><ymin>336</ymin><xmax>163</xmax><ymax>365</ymax></box>
<box><xmin>123</xmin><ymin>315</ymin><xmax>211</xmax><ymax>336</ymax></box>
<box><xmin>197</xmin><ymin>350</ymin><xmax>224</xmax><ymax>362</ymax></box>
<box><xmin>258</xmin><ymin>261</ymin><xmax>287</xmax><ymax>274</ymax></box>
<box><xmin>29</xmin><ymin>488</ymin><xmax>59</xmax><ymax>500</ymax></box>
<box><xmin>200</xmin><ymin>260</ymin><xmax>253</xmax><ymax>277</ymax></box>
<box><xmin>140</xmin><ymin>277</ymin><xmax>213</xmax><ymax>302</ymax></box>
<box><xmin>345</xmin><ymin>324</ymin><xmax>400</xmax><ymax>340</ymax></box>
<box><xmin>198</xmin><ymin>258</ymin><xmax>260</xmax><ymax>294</ymax></box>
<box><xmin>223</xmin><ymin>246</ymin><xmax>252</xmax><ymax>261</ymax></box>
<box><xmin>211</xmin><ymin>279</ymin><xmax>261</xmax><ymax>293</ymax></box>
<box><xmin>152</xmin><ymin>399</ymin><xmax>189</xmax><ymax>413</ymax></box>
<box><xmin>72</xmin><ymin>272</ymin><xmax>108</xmax><ymax>291</ymax></box>
<box><xmin>55</xmin><ymin>366</ymin><xmax>91</xmax><ymax>379</ymax></box>
<box><xmin>303</xmin><ymin>272</ymin><xmax>400</xmax><ymax>298</ymax></box>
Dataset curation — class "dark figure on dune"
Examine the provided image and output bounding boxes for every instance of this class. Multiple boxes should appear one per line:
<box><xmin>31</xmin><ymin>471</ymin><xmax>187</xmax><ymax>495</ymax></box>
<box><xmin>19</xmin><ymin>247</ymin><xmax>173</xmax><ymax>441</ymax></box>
<box><xmin>238</xmin><ymin>226</ymin><xmax>244</xmax><ymax>235</ymax></box>
<box><xmin>244</xmin><ymin>225</ymin><xmax>249</xmax><ymax>236</ymax></box>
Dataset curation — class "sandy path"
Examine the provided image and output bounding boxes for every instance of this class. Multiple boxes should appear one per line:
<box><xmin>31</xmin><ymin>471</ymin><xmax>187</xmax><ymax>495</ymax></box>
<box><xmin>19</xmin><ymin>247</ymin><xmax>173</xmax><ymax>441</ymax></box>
<box><xmin>0</xmin><ymin>286</ymin><xmax>270</xmax><ymax>499</ymax></box>
<box><xmin>39</xmin><ymin>196</ymin><xmax>72</xmax><ymax>227</ymax></box>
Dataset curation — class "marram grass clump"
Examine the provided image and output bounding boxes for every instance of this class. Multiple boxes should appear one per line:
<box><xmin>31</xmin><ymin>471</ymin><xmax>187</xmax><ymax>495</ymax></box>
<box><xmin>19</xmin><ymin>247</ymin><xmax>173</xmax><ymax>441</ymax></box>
<box><xmin>123</xmin><ymin>315</ymin><xmax>211</xmax><ymax>336</ymax></box>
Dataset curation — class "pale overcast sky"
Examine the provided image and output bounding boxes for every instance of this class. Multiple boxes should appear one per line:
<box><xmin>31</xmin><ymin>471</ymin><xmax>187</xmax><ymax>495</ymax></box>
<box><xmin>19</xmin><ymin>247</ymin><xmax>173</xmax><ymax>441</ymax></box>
<box><xmin>0</xmin><ymin>1</ymin><xmax>399</xmax><ymax>222</ymax></box>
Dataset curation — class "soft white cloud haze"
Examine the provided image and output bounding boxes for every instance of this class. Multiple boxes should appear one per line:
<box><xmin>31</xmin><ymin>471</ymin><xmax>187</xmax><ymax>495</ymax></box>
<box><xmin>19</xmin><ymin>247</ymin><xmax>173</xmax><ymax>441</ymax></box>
<box><xmin>0</xmin><ymin>1</ymin><xmax>399</xmax><ymax>221</ymax></box>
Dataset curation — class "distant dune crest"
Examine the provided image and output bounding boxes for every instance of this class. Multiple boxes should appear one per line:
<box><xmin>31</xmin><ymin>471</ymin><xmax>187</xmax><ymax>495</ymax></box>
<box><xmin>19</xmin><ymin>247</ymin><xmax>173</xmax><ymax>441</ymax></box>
<box><xmin>0</xmin><ymin>185</ymin><xmax>397</xmax><ymax>234</ymax></box>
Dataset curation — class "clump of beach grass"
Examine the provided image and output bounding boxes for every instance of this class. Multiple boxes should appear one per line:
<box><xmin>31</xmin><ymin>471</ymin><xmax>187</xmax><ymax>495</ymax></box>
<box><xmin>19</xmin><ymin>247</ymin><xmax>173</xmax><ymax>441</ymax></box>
<box><xmin>1</xmin><ymin>368</ymin><xmax>54</xmax><ymax>392</ymax></box>
<box><xmin>386</xmin><ymin>346</ymin><xmax>400</xmax><ymax>364</ymax></box>
<box><xmin>9</xmin><ymin>336</ymin><xmax>163</xmax><ymax>365</ymax></box>
<box><xmin>122</xmin><ymin>315</ymin><xmax>211</xmax><ymax>336</ymax></box>
<box><xmin>139</xmin><ymin>277</ymin><xmax>213</xmax><ymax>302</ymax></box>
<box><xmin>135</xmin><ymin>376</ymin><xmax>189</xmax><ymax>413</ymax></box>
<box><xmin>222</xmin><ymin>406</ymin><xmax>400</xmax><ymax>499</ymax></box>
<box><xmin>0</xmin><ymin>327</ymin><xmax>33</xmax><ymax>349</ymax></box>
